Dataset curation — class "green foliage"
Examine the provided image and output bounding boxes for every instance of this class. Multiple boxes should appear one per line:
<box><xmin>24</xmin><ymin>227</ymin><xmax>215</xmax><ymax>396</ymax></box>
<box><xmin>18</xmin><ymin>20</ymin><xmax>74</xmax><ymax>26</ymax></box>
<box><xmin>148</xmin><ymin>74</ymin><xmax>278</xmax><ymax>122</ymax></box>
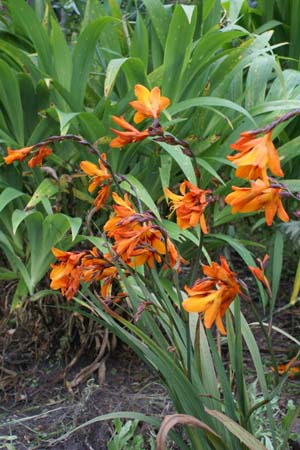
<box><xmin>107</xmin><ymin>418</ymin><xmax>155</xmax><ymax>450</ymax></box>
<box><xmin>0</xmin><ymin>186</ymin><xmax>81</xmax><ymax>308</ymax></box>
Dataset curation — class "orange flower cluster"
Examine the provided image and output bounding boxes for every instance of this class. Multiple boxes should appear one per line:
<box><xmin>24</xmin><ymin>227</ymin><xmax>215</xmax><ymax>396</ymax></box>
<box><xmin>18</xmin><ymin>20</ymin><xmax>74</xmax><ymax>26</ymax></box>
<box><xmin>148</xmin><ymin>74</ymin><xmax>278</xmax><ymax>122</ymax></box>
<box><xmin>183</xmin><ymin>257</ymin><xmax>241</xmax><ymax>335</ymax></box>
<box><xmin>80</xmin><ymin>153</ymin><xmax>111</xmax><ymax>210</ymax></box>
<box><xmin>4</xmin><ymin>145</ymin><xmax>52</xmax><ymax>168</ymax></box>
<box><xmin>165</xmin><ymin>181</ymin><xmax>211</xmax><ymax>233</ymax></box>
<box><xmin>225</xmin><ymin>131</ymin><xmax>289</xmax><ymax>226</ymax></box>
<box><xmin>50</xmin><ymin>247</ymin><xmax>119</xmax><ymax>301</ymax></box>
<box><xmin>104</xmin><ymin>192</ymin><xmax>180</xmax><ymax>269</ymax></box>
<box><xmin>110</xmin><ymin>84</ymin><xmax>170</xmax><ymax>148</ymax></box>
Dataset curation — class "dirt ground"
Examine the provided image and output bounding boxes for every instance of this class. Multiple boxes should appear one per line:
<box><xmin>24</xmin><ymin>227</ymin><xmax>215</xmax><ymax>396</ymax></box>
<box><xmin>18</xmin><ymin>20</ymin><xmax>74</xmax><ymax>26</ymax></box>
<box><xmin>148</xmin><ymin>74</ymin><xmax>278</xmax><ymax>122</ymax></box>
<box><xmin>0</xmin><ymin>282</ymin><xmax>300</xmax><ymax>450</ymax></box>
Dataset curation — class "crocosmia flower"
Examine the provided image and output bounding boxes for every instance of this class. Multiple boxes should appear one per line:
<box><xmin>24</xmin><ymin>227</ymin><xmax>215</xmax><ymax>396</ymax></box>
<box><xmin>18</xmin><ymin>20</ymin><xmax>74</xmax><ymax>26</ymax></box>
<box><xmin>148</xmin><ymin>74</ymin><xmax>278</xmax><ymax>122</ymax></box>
<box><xmin>129</xmin><ymin>84</ymin><xmax>170</xmax><ymax>124</ymax></box>
<box><xmin>28</xmin><ymin>146</ymin><xmax>52</xmax><ymax>168</ymax></box>
<box><xmin>225</xmin><ymin>179</ymin><xmax>289</xmax><ymax>226</ymax></box>
<box><xmin>183</xmin><ymin>257</ymin><xmax>241</xmax><ymax>335</ymax></box>
<box><xmin>249</xmin><ymin>254</ymin><xmax>272</xmax><ymax>297</ymax></box>
<box><xmin>4</xmin><ymin>146</ymin><xmax>33</xmax><ymax>164</ymax></box>
<box><xmin>110</xmin><ymin>115</ymin><xmax>149</xmax><ymax>148</ymax></box>
<box><xmin>227</xmin><ymin>131</ymin><xmax>283</xmax><ymax>181</ymax></box>
<box><xmin>165</xmin><ymin>181</ymin><xmax>211</xmax><ymax>234</ymax></box>
<box><xmin>80</xmin><ymin>154</ymin><xmax>111</xmax><ymax>210</ymax></box>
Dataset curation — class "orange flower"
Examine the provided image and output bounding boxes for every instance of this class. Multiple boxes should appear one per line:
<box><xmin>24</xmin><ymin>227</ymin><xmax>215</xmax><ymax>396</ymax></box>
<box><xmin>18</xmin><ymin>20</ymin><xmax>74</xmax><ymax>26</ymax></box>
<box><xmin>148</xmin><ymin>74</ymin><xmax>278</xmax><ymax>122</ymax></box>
<box><xmin>28</xmin><ymin>146</ymin><xmax>52</xmax><ymax>168</ymax></box>
<box><xmin>225</xmin><ymin>179</ymin><xmax>289</xmax><ymax>226</ymax></box>
<box><xmin>4</xmin><ymin>146</ymin><xmax>33</xmax><ymax>164</ymax></box>
<box><xmin>80</xmin><ymin>154</ymin><xmax>110</xmax><ymax>192</ymax></box>
<box><xmin>165</xmin><ymin>181</ymin><xmax>211</xmax><ymax>233</ymax></box>
<box><xmin>183</xmin><ymin>257</ymin><xmax>241</xmax><ymax>335</ymax></box>
<box><xmin>249</xmin><ymin>254</ymin><xmax>272</xmax><ymax>297</ymax></box>
<box><xmin>274</xmin><ymin>357</ymin><xmax>300</xmax><ymax>379</ymax></box>
<box><xmin>80</xmin><ymin>154</ymin><xmax>111</xmax><ymax>210</ymax></box>
<box><xmin>227</xmin><ymin>131</ymin><xmax>283</xmax><ymax>181</ymax></box>
<box><xmin>50</xmin><ymin>248</ymin><xmax>87</xmax><ymax>301</ymax></box>
<box><xmin>94</xmin><ymin>184</ymin><xmax>110</xmax><ymax>210</ymax></box>
<box><xmin>104</xmin><ymin>192</ymin><xmax>138</xmax><ymax>237</ymax></box>
<box><xmin>129</xmin><ymin>84</ymin><xmax>170</xmax><ymax>123</ymax></box>
<box><xmin>110</xmin><ymin>116</ymin><xmax>149</xmax><ymax>148</ymax></box>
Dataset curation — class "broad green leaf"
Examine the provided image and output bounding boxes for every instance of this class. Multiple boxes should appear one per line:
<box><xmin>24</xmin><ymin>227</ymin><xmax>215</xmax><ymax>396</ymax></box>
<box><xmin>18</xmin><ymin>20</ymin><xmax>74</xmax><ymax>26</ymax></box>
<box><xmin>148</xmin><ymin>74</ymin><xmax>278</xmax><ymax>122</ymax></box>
<box><xmin>196</xmin><ymin>158</ymin><xmax>225</xmax><ymax>185</ymax></box>
<box><xmin>0</xmin><ymin>268</ymin><xmax>18</xmax><ymax>280</ymax></box>
<box><xmin>196</xmin><ymin>320</ymin><xmax>220</xmax><ymax>410</ymax></box>
<box><xmin>71</xmin><ymin>17</ymin><xmax>116</xmax><ymax>108</ymax></box>
<box><xmin>142</xmin><ymin>0</ymin><xmax>170</xmax><ymax>48</ymax></box>
<box><xmin>78</xmin><ymin>112</ymin><xmax>105</xmax><ymax>143</ymax></box>
<box><xmin>12</xmin><ymin>209</ymin><xmax>37</xmax><ymax>235</ymax></box>
<box><xmin>82</xmin><ymin>0</ymin><xmax>106</xmax><ymax>27</ymax></box>
<box><xmin>279</xmin><ymin>136</ymin><xmax>300</xmax><ymax>165</ymax></box>
<box><xmin>162</xmin><ymin>4</ymin><xmax>197</xmax><ymax>100</ymax></box>
<box><xmin>62</xmin><ymin>215</ymin><xmax>82</xmax><ymax>241</ymax></box>
<box><xmin>169</xmin><ymin>97</ymin><xmax>255</xmax><ymax>125</ymax></box>
<box><xmin>11</xmin><ymin>279</ymin><xmax>29</xmax><ymax>310</ymax></box>
<box><xmin>0</xmin><ymin>39</ymin><xmax>41</xmax><ymax>81</ymax></box>
<box><xmin>159</xmin><ymin>153</ymin><xmax>172</xmax><ymax>195</ymax></box>
<box><xmin>239</xmin><ymin>312</ymin><xmax>276</xmax><ymax>444</ymax></box>
<box><xmin>108</xmin><ymin>0</ymin><xmax>122</xmax><ymax>19</ymax></box>
<box><xmin>206</xmin><ymin>408</ymin><xmax>267</xmax><ymax>450</ymax></box>
<box><xmin>130</xmin><ymin>12</ymin><xmax>149</xmax><ymax>68</ymax></box>
<box><xmin>182</xmin><ymin>29</ymin><xmax>247</xmax><ymax>96</ymax></box>
<box><xmin>104</xmin><ymin>57</ymin><xmax>147</xmax><ymax>97</ymax></box>
<box><xmin>56</xmin><ymin>109</ymin><xmax>80</xmax><ymax>135</ymax></box>
<box><xmin>25</xmin><ymin>213</ymin><xmax>78</xmax><ymax>287</ymax></box>
<box><xmin>120</xmin><ymin>175</ymin><xmax>160</xmax><ymax>219</ymax></box>
<box><xmin>162</xmin><ymin>220</ymin><xmax>201</xmax><ymax>247</ymax></box>
<box><xmin>225</xmin><ymin>0</ymin><xmax>244</xmax><ymax>22</ymax></box>
<box><xmin>17</xmin><ymin>73</ymin><xmax>39</xmax><ymax>142</ymax></box>
<box><xmin>245</xmin><ymin>55</ymin><xmax>275</xmax><ymax>110</ymax></box>
<box><xmin>8</xmin><ymin>0</ymin><xmax>53</xmax><ymax>74</ymax></box>
<box><xmin>251</xmin><ymin>100</ymin><xmax>300</xmax><ymax>116</ymax></box>
<box><xmin>50</xmin><ymin>17</ymin><xmax>72</xmax><ymax>90</ymax></box>
<box><xmin>0</xmin><ymin>187</ymin><xmax>25</xmax><ymax>214</ymax></box>
<box><xmin>0</xmin><ymin>230</ymin><xmax>33</xmax><ymax>295</ymax></box>
<box><xmin>26</xmin><ymin>179</ymin><xmax>59</xmax><ymax>209</ymax></box>
<box><xmin>0</xmin><ymin>60</ymin><xmax>24</xmax><ymax>144</ymax></box>
<box><xmin>104</xmin><ymin>58</ymin><xmax>127</xmax><ymax>97</ymax></box>
<box><xmin>289</xmin><ymin>0</ymin><xmax>300</xmax><ymax>69</ymax></box>
<box><xmin>158</xmin><ymin>142</ymin><xmax>197</xmax><ymax>185</ymax></box>
<box><xmin>269</xmin><ymin>230</ymin><xmax>284</xmax><ymax>311</ymax></box>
